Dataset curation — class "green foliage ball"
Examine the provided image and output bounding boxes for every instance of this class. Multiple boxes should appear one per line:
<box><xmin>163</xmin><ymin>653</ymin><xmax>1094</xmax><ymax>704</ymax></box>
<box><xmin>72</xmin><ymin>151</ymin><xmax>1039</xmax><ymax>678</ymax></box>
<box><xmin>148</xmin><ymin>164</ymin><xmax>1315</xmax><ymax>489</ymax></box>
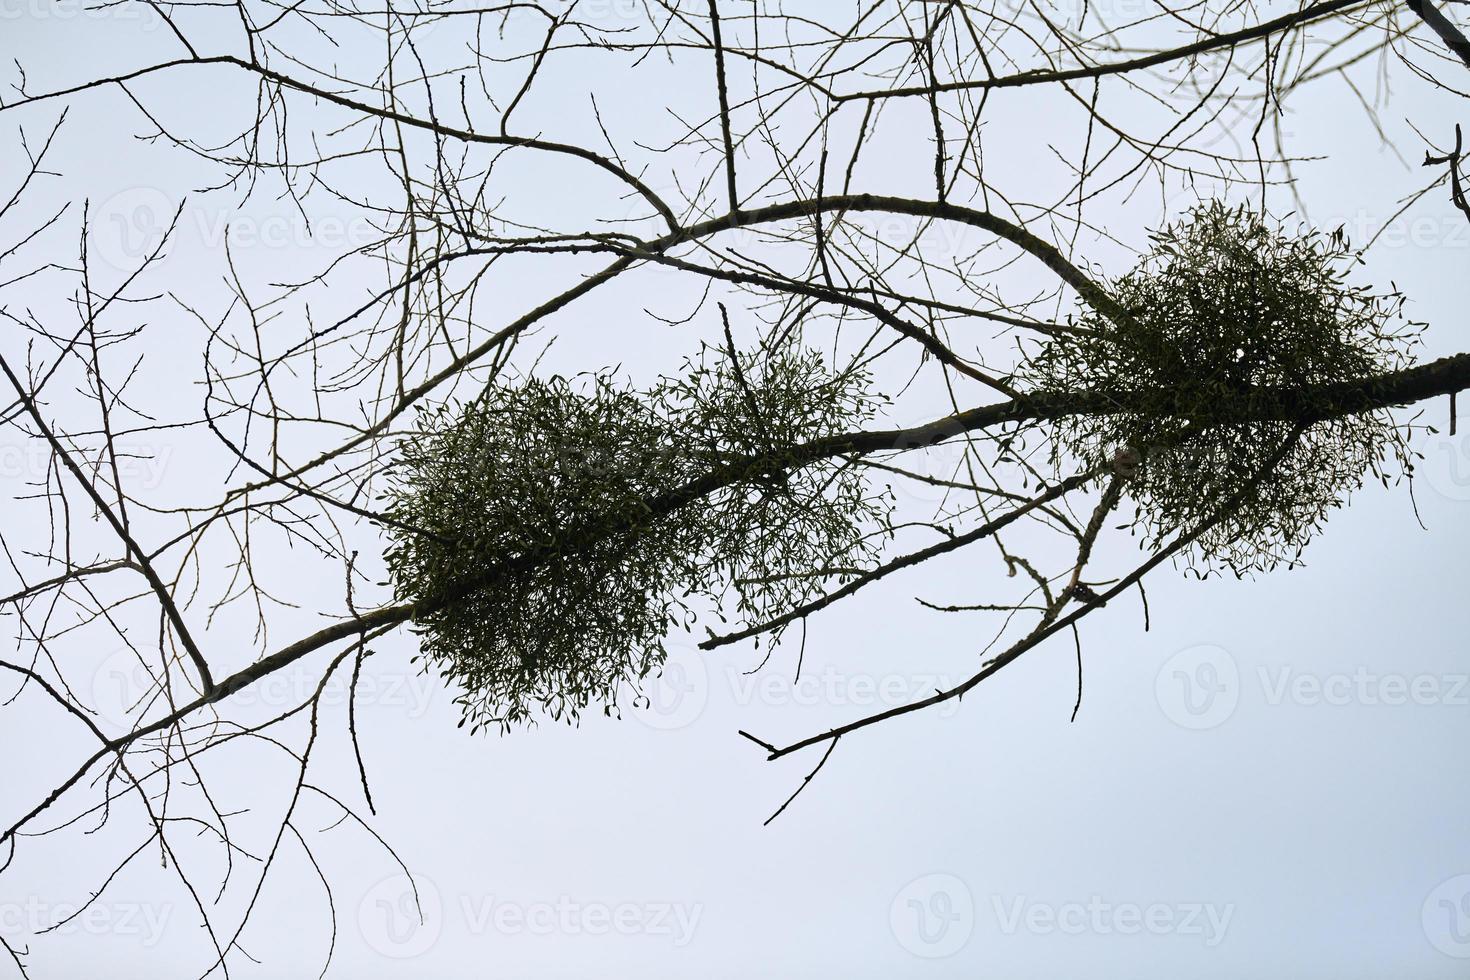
<box><xmin>1022</xmin><ymin>201</ymin><xmax>1419</xmax><ymax>574</ymax></box>
<box><xmin>383</xmin><ymin>341</ymin><xmax>890</xmax><ymax>732</ymax></box>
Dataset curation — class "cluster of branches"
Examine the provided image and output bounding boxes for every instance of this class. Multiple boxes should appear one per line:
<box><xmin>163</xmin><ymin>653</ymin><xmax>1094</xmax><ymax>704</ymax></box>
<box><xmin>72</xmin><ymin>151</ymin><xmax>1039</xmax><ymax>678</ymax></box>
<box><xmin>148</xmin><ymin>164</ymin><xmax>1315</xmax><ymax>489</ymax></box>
<box><xmin>0</xmin><ymin>0</ymin><xmax>1469</xmax><ymax>974</ymax></box>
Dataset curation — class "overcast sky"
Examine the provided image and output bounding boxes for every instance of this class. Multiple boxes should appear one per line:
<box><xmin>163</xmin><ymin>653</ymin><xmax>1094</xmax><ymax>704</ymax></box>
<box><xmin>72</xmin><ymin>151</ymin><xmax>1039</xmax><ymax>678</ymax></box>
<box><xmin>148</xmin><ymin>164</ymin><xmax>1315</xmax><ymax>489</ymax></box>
<box><xmin>2</xmin><ymin>4</ymin><xmax>1470</xmax><ymax>978</ymax></box>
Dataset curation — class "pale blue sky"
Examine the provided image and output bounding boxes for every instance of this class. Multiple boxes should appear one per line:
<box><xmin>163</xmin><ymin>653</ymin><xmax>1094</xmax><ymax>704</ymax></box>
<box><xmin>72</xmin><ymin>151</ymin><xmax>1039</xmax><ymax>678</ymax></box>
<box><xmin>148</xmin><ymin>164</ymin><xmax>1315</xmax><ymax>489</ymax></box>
<box><xmin>1</xmin><ymin>4</ymin><xmax>1469</xmax><ymax>978</ymax></box>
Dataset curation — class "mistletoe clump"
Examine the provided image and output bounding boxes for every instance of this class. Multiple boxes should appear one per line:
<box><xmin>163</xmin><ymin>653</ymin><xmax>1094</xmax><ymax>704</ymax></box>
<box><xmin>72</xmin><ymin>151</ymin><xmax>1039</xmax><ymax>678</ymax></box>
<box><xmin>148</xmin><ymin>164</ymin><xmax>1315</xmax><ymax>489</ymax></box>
<box><xmin>383</xmin><ymin>340</ymin><xmax>890</xmax><ymax>733</ymax></box>
<box><xmin>1023</xmin><ymin>201</ymin><xmax>1419</xmax><ymax>574</ymax></box>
